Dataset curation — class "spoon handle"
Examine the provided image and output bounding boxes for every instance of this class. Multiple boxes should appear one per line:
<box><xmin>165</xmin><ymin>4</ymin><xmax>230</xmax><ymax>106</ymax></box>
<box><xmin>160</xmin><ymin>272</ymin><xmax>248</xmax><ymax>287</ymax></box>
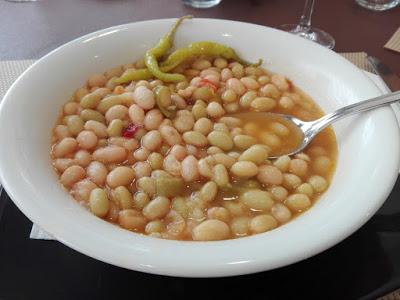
<box><xmin>311</xmin><ymin>90</ymin><xmax>400</xmax><ymax>133</ymax></box>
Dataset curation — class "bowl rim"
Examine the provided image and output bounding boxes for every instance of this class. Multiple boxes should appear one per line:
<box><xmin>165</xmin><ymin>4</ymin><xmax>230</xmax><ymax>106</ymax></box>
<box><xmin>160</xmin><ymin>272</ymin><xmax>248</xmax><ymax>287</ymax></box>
<box><xmin>1</xmin><ymin>17</ymin><xmax>399</xmax><ymax>277</ymax></box>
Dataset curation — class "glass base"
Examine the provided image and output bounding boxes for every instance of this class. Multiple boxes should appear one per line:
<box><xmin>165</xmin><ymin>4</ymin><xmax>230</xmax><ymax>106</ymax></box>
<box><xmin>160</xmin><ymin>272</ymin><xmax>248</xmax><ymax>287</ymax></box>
<box><xmin>182</xmin><ymin>0</ymin><xmax>222</xmax><ymax>8</ymax></box>
<box><xmin>279</xmin><ymin>24</ymin><xmax>335</xmax><ymax>50</ymax></box>
<box><xmin>355</xmin><ymin>0</ymin><xmax>400</xmax><ymax>11</ymax></box>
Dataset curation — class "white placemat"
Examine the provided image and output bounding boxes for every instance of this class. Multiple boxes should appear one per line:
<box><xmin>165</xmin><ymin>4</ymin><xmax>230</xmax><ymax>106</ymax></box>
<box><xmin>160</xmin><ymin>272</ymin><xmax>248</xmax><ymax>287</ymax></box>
<box><xmin>0</xmin><ymin>59</ymin><xmax>397</xmax><ymax>241</ymax></box>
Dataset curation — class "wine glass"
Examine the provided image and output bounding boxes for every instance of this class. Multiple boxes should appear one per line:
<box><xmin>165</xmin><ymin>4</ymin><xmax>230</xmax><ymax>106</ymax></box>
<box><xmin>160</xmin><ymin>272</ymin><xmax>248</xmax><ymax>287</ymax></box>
<box><xmin>279</xmin><ymin>0</ymin><xmax>335</xmax><ymax>49</ymax></box>
<box><xmin>182</xmin><ymin>0</ymin><xmax>222</xmax><ymax>8</ymax></box>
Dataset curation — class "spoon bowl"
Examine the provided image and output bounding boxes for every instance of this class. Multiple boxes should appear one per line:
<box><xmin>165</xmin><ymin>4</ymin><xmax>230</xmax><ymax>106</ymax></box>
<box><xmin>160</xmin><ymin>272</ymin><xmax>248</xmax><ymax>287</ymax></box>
<box><xmin>236</xmin><ymin>90</ymin><xmax>400</xmax><ymax>158</ymax></box>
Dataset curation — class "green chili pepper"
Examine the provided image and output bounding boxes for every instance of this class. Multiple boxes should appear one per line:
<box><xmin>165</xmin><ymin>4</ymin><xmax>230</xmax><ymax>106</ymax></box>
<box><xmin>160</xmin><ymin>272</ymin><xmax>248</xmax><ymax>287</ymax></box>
<box><xmin>113</xmin><ymin>15</ymin><xmax>263</xmax><ymax>84</ymax></box>
<box><xmin>113</xmin><ymin>68</ymin><xmax>153</xmax><ymax>84</ymax></box>
<box><xmin>114</xmin><ymin>16</ymin><xmax>192</xmax><ymax>84</ymax></box>
<box><xmin>154</xmin><ymin>85</ymin><xmax>176</xmax><ymax>118</ymax></box>
<box><xmin>144</xmin><ymin>16</ymin><xmax>192</xmax><ymax>83</ymax></box>
<box><xmin>160</xmin><ymin>41</ymin><xmax>263</xmax><ymax>71</ymax></box>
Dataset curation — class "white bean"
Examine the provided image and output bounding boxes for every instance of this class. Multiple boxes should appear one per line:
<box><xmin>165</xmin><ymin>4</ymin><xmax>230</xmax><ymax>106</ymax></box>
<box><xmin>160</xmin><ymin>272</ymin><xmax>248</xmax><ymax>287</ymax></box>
<box><xmin>64</xmin><ymin>102</ymin><xmax>80</xmax><ymax>115</ymax></box>
<box><xmin>141</xmin><ymin>130</ymin><xmax>162</xmax><ymax>151</ymax></box>
<box><xmin>233</xmin><ymin>135</ymin><xmax>257</xmax><ymax>150</ymax></box>
<box><xmin>230</xmin><ymin>161</ymin><xmax>258</xmax><ymax>178</ymax></box>
<box><xmin>257</xmin><ymin>165</ymin><xmax>283</xmax><ymax>185</ymax></box>
<box><xmin>200</xmin><ymin>181</ymin><xmax>218</xmax><ymax>202</ymax></box>
<box><xmin>169</xmin><ymin>145</ymin><xmax>187</xmax><ymax>161</ymax></box>
<box><xmin>118</xmin><ymin>209</ymin><xmax>147</xmax><ymax>231</ymax></box>
<box><xmin>76</xmin><ymin>130</ymin><xmax>98</xmax><ymax>150</ymax></box>
<box><xmin>198</xmin><ymin>159</ymin><xmax>213</xmax><ymax>178</ymax></box>
<box><xmin>133</xmin><ymin>161</ymin><xmax>152</xmax><ymax>178</ymax></box>
<box><xmin>239</xmin><ymin>145</ymin><xmax>269</xmax><ymax>164</ymax></box>
<box><xmin>53</xmin><ymin>158</ymin><xmax>75</xmax><ymax>172</ymax></box>
<box><xmin>194</xmin><ymin>118</ymin><xmax>213</xmax><ymax>136</ymax></box>
<box><xmin>133</xmin><ymin>86</ymin><xmax>155</xmax><ymax>110</ymax></box>
<box><xmin>289</xmin><ymin>158</ymin><xmax>308</xmax><ymax>178</ymax></box>
<box><xmin>88</xmin><ymin>74</ymin><xmax>107</xmax><ymax>88</ymax></box>
<box><xmin>113</xmin><ymin>186</ymin><xmax>134</xmax><ymax>209</ymax></box>
<box><xmin>136</xmin><ymin>177</ymin><xmax>156</xmax><ymax>197</ymax></box>
<box><xmin>207</xmin><ymin>146</ymin><xmax>223</xmax><ymax>155</ymax></box>
<box><xmin>71</xmin><ymin>179</ymin><xmax>97</xmax><ymax>202</ymax></box>
<box><xmin>134</xmin><ymin>147</ymin><xmax>150</xmax><ymax>161</ymax></box>
<box><xmin>230</xmin><ymin>216</ymin><xmax>250</xmax><ymax>236</ymax></box>
<box><xmin>207</xmin><ymin>102</ymin><xmax>225</xmax><ymax>118</ymax></box>
<box><xmin>270</xmin><ymin>186</ymin><xmax>288</xmax><ymax>202</ymax></box>
<box><xmin>74</xmin><ymin>150</ymin><xmax>92</xmax><ymax>167</ymax></box>
<box><xmin>92</xmin><ymin>146</ymin><xmax>127</xmax><ymax>164</ymax></box>
<box><xmin>269</xmin><ymin>122</ymin><xmax>290</xmax><ymax>137</ymax></box>
<box><xmin>84</xmin><ymin>120</ymin><xmax>108</xmax><ymax>138</ymax></box>
<box><xmin>221</xmin><ymin>68</ymin><xmax>233</xmax><ymax>81</ymax></box>
<box><xmin>260</xmin><ymin>83</ymin><xmax>281</xmax><ymax>99</ymax></box>
<box><xmin>271</xmin><ymin>203</ymin><xmax>292</xmax><ymax>223</ymax></box>
<box><xmin>105</xmin><ymin>105</ymin><xmax>128</xmax><ymax>122</ymax></box>
<box><xmin>145</xmin><ymin>220</ymin><xmax>165</xmax><ymax>234</ymax></box>
<box><xmin>212</xmin><ymin>164</ymin><xmax>229</xmax><ymax>187</ymax></box>
<box><xmin>163</xmin><ymin>154</ymin><xmax>182</xmax><ymax>177</ymax></box>
<box><xmin>192</xmin><ymin>104</ymin><xmax>207</xmax><ymax>120</ymax></box>
<box><xmin>60</xmin><ymin>165</ymin><xmax>86</xmax><ymax>188</ymax></box>
<box><xmin>296</xmin><ymin>183</ymin><xmax>314</xmax><ymax>197</ymax></box>
<box><xmin>207</xmin><ymin>130</ymin><xmax>233</xmax><ymax>151</ymax></box>
<box><xmin>271</xmin><ymin>74</ymin><xmax>290</xmax><ymax>91</ymax></box>
<box><xmin>192</xmin><ymin>220</ymin><xmax>230</xmax><ymax>241</ymax></box>
<box><xmin>207</xmin><ymin>207</ymin><xmax>230</xmax><ymax>223</ymax></box>
<box><xmin>285</xmin><ymin>194</ymin><xmax>311</xmax><ymax>212</ymax></box>
<box><xmin>240</xmin><ymin>77</ymin><xmax>260</xmax><ymax>90</ymax></box>
<box><xmin>279</xmin><ymin>96</ymin><xmax>295</xmax><ymax>109</ymax></box>
<box><xmin>54</xmin><ymin>125</ymin><xmax>72</xmax><ymax>140</ymax></box>
<box><xmin>173</xmin><ymin>111</ymin><xmax>195</xmax><ymax>133</ymax></box>
<box><xmin>251</xmin><ymin>97</ymin><xmax>276</xmax><ymax>112</ymax></box>
<box><xmin>183</xmin><ymin>131</ymin><xmax>208</xmax><ymax>147</ymax></box>
<box><xmin>308</xmin><ymin>175</ymin><xmax>328</xmax><ymax>192</ymax></box>
<box><xmin>312</xmin><ymin>156</ymin><xmax>332</xmax><ymax>175</ymax></box>
<box><xmin>160</xmin><ymin>125</ymin><xmax>182</xmax><ymax>146</ymax></box>
<box><xmin>273</xmin><ymin>155</ymin><xmax>291</xmax><ymax>172</ymax></box>
<box><xmin>214</xmin><ymin>58</ymin><xmax>228</xmax><ymax>69</ymax></box>
<box><xmin>53</xmin><ymin>137</ymin><xmax>78</xmax><ymax>158</ymax></box>
<box><xmin>106</xmin><ymin>166</ymin><xmax>135</xmax><ymax>188</ymax></box>
<box><xmin>87</xmin><ymin>161</ymin><xmax>108</xmax><ymax>186</ymax></box>
<box><xmin>240</xmin><ymin>190</ymin><xmax>274</xmax><ymax>211</ymax></box>
<box><xmin>213</xmin><ymin>153</ymin><xmax>236</xmax><ymax>168</ymax></box>
<box><xmin>226</xmin><ymin>78</ymin><xmax>246</xmax><ymax>95</ymax></box>
<box><xmin>181</xmin><ymin>155</ymin><xmax>199</xmax><ymax>182</ymax></box>
<box><xmin>128</xmin><ymin>104</ymin><xmax>145</xmax><ymax>124</ymax></box>
<box><xmin>144</xmin><ymin>109</ymin><xmax>163</xmax><ymax>130</ymax></box>
<box><xmin>283</xmin><ymin>173</ymin><xmax>302</xmax><ymax>190</ymax></box>
<box><xmin>171</xmin><ymin>94</ymin><xmax>187</xmax><ymax>109</ymax></box>
<box><xmin>260</xmin><ymin>132</ymin><xmax>281</xmax><ymax>148</ymax></box>
<box><xmin>213</xmin><ymin>122</ymin><xmax>229</xmax><ymax>132</ymax></box>
<box><xmin>89</xmin><ymin>188</ymin><xmax>110</xmax><ymax>217</ymax></box>
<box><xmin>250</xmin><ymin>215</ymin><xmax>277</xmax><ymax>233</ymax></box>
<box><xmin>142</xmin><ymin>196</ymin><xmax>170</xmax><ymax>220</ymax></box>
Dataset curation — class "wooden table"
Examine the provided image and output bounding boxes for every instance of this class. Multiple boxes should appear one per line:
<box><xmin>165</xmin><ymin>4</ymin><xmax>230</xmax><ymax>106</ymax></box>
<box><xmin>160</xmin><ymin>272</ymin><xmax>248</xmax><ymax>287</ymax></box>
<box><xmin>0</xmin><ymin>0</ymin><xmax>399</xmax><ymax>74</ymax></box>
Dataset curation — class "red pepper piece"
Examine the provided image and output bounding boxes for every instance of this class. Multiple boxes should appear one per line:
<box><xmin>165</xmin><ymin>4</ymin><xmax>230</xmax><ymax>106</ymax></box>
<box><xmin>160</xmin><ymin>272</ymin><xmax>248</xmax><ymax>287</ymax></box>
<box><xmin>122</xmin><ymin>123</ymin><xmax>141</xmax><ymax>138</ymax></box>
<box><xmin>197</xmin><ymin>78</ymin><xmax>218</xmax><ymax>92</ymax></box>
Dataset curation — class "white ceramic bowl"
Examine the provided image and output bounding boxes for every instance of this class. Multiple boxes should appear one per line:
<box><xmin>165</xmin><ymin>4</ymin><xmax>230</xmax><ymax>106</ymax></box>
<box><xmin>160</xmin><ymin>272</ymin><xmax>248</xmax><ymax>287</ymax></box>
<box><xmin>0</xmin><ymin>18</ymin><xmax>399</xmax><ymax>277</ymax></box>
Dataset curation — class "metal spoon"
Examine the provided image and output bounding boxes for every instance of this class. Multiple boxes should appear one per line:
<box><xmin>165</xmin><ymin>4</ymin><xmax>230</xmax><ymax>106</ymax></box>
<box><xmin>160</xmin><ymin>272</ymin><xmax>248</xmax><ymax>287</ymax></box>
<box><xmin>238</xmin><ymin>90</ymin><xmax>400</xmax><ymax>159</ymax></box>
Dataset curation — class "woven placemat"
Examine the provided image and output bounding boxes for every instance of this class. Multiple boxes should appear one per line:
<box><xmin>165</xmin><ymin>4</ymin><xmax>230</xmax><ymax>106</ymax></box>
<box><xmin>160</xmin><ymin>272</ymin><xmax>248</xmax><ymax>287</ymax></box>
<box><xmin>340</xmin><ymin>51</ymin><xmax>376</xmax><ymax>73</ymax></box>
<box><xmin>385</xmin><ymin>27</ymin><xmax>400</xmax><ymax>53</ymax></box>
<box><xmin>379</xmin><ymin>290</ymin><xmax>400</xmax><ymax>300</ymax></box>
<box><xmin>0</xmin><ymin>59</ymin><xmax>35</xmax><ymax>99</ymax></box>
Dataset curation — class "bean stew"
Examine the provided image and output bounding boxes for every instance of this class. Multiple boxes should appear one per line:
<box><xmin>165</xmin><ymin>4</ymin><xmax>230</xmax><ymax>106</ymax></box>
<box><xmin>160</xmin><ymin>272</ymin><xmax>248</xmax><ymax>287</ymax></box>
<box><xmin>51</xmin><ymin>17</ymin><xmax>337</xmax><ymax>241</ymax></box>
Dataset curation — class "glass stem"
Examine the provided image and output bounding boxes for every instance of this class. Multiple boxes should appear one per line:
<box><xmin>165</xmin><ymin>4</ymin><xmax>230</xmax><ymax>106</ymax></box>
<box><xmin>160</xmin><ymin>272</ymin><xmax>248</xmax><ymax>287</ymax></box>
<box><xmin>298</xmin><ymin>0</ymin><xmax>314</xmax><ymax>32</ymax></box>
